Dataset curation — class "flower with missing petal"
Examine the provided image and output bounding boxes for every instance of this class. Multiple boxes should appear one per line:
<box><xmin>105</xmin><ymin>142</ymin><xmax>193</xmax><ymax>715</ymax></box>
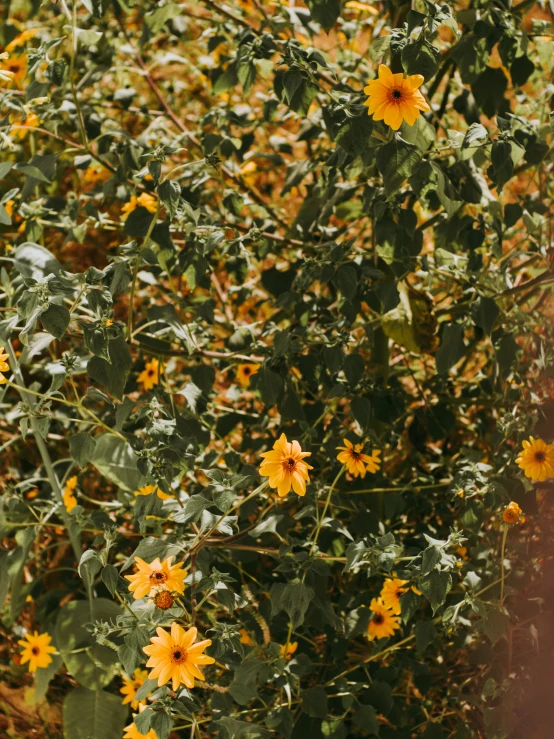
<box><xmin>120</xmin><ymin>668</ymin><xmax>151</xmax><ymax>710</ymax></box>
<box><xmin>364</xmin><ymin>64</ymin><xmax>430</xmax><ymax>131</ymax></box>
<box><xmin>259</xmin><ymin>433</ymin><xmax>313</xmax><ymax>497</ymax></box>
<box><xmin>367</xmin><ymin>598</ymin><xmax>401</xmax><ymax>641</ymax></box>
<box><xmin>336</xmin><ymin>438</ymin><xmax>381</xmax><ymax>478</ymax></box>
<box><xmin>18</xmin><ymin>631</ymin><xmax>56</xmax><ymax>672</ymax></box>
<box><xmin>502</xmin><ymin>501</ymin><xmax>523</xmax><ymax>525</ymax></box>
<box><xmin>279</xmin><ymin>641</ymin><xmax>298</xmax><ymax>660</ymax></box>
<box><xmin>134</xmin><ymin>484</ymin><xmax>172</xmax><ymax>501</ymax></box>
<box><xmin>516</xmin><ymin>436</ymin><xmax>554</xmax><ymax>481</ymax></box>
<box><xmin>380</xmin><ymin>578</ymin><xmax>408</xmax><ymax>615</ymax></box>
<box><xmin>123</xmin><ymin>704</ymin><xmax>157</xmax><ymax>739</ymax></box>
<box><xmin>236</xmin><ymin>363</ymin><xmax>259</xmax><ymax>387</ymax></box>
<box><xmin>143</xmin><ymin>623</ymin><xmax>215</xmax><ymax>691</ymax></box>
<box><xmin>125</xmin><ymin>556</ymin><xmax>187</xmax><ymax>600</ymax></box>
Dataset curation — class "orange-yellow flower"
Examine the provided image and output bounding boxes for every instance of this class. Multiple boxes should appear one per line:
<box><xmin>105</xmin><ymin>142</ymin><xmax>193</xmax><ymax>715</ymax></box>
<box><xmin>137</xmin><ymin>358</ymin><xmax>159</xmax><ymax>391</ymax></box>
<box><xmin>364</xmin><ymin>64</ymin><xmax>430</xmax><ymax>130</ymax></box>
<box><xmin>143</xmin><ymin>623</ymin><xmax>215</xmax><ymax>691</ymax></box>
<box><xmin>1</xmin><ymin>54</ymin><xmax>26</xmax><ymax>87</ymax></box>
<box><xmin>0</xmin><ymin>346</ymin><xmax>10</xmax><ymax>384</ymax></box>
<box><xmin>259</xmin><ymin>433</ymin><xmax>313</xmax><ymax>497</ymax></box>
<box><xmin>367</xmin><ymin>598</ymin><xmax>401</xmax><ymax>641</ymax></box>
<box><xmin>279</xmin><ymin>641</ymin><xmax>298</xmax><ymax>660</ymax></box>
<box><xmin>236</xmin><ymin>363</ymin><xmax>259</xmax><ymax>387</ymax></box>
<box><xmin>134</xmin><ymin>484</ymin><xmax>172</xmax><ymax>501</ymax></box>
<box><xmin>18</xmin><ymin>631</ymin><xmax>56</xmax><ymax>672</ymax></box>
<box><xmin>123</xmin><ymin>704</ymin><xmax>157</xmax><ymax>739</ymax></box>
<box><xmin>121</xmin><ymin>193</ymin><xmax>157</xmax><ymax>220</ymax></box>
<box><xmin>5</xmin><ymin>29</ymin><xmax>40</xmax><ymax>53</ymax></box>
<box><xmin>239</xmin><ymin>629</ymin><xmax>254</xmax><ymax>646</ymax></box>
<box><xmin>380</xmin><ymin>578</ymin><xmax>408</xmax><ymax>615</ymax></box>
<box><xmin>516</xmin><ymin>436</ymin><xmax>554</xmax><ymax>481</ymax></box>
<box><xmin>125</xmin><ymin>556</ymin><xmax>187</xmax><ymax>600</ymax></box>
<box><xmin>63</xmin><ymin>475</ymin><xmax>78</xmax><ymax>513</ymax></box>
<box><xmin>336</xmin><ymin>438</ymin><xmax>381</xmax><ymax>478</ymax></box>
<box><xmin>120</xmin><ymin>668</ymin><xmax>151</xmax><ymax>710</ymax></box>
<box><xmin>502</xmin><ymin>501</ymin><xmax>523</xmax><ymax>525</ymax></box>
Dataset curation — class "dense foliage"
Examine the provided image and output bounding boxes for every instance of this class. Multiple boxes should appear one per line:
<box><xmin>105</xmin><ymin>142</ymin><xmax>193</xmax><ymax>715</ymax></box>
<box><xmin>1</xmin><ymin>1</ymin><xmax>553</xmax><ymax>737</ymax></box>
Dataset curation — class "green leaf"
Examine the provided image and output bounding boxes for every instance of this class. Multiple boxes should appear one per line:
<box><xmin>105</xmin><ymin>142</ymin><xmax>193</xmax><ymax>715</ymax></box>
<box><xmin>150</xmin><ymin>712</ymin><xmax>174</xmax><ymax>739</ymax></box>
<box><xmin>436</xmin><ymin>323</ymin><xmax>465</xmax><ymax>375</ymax></box>
<box><xmin>69</xmin><ymin>432</ymin><xmax>97</xmax><ymax>468</ymax></box>
<box><xmin>482</xmin><ymin>606</ymin><xmax>510</xmax><ymax>645</ymax></box>
<box><xmin>417</xmin><ymin>571</ymin><xmax>452</xmax><ymax>614</ymax></box>
<box><xmin>307</xmin><ymin>0</ymin><xmax>341</xmax><ymax>30</ymax></box>
<box><xmin>145</xmin><ymin>2</ymin><xmax>181</xmax><ymax>33</ymax></box>
<box><xmin>376</xmin><ymin>136</ymin><xmax>422</xmax><ymax>197</ymax></box>
<box><xmin>334</xmin><ymin>264</ymin><xmax>358</xmax><ymax>300</ymax></box>
<box><xmin>100</xmin><ymin>564</ymin><xmax>120</xmax><ymax>596</ymax></box>
<box><xmin>350</xmin><ymin>396</ymin><xmax>371</xmax><ymax>430</ymax></box>
<box><xmin>301</xmin><ymin>687</ymin><xmax>328</xmax><ymax>719</ymax></box>
<box><xmin>40</xmin><ymin>303</ymin><xmax>70</xmax><ymax>339</ymax></box>
<box><xmin>252</xmin><ymin>366</ymin><xmax>284</xmax><ymax>407</ymax></box>
<box><xmin>471</xmin><ymin>67</ymin><xmax>508</xmax><ymax>118</ymax></box>
<box><xmin>158</xmin><ymin>179</ymin><xmax>181</xmax><ymax>219</ymax></box>
<box><xmin>401</xmin><ymin>39</ymin><xmax>441</xmax><ymax>81</ymax></box>
<box><xmin>352</xmin><ymin>704</ymin><xmax>379</xmax><ymax>734</ymax></box>
<box><xmin>229</xmin><ymin>656</ymin><xmax>268</xmax><ymax>705</ymax></box>
<box><xmin>13</xmin><ymin>163</ymin><xmax>52</xmax><ymax>183</ymax></box>
<box><xmin>14</xmin><ymin>242</ymin><xmax>61</xmax><ymax>279</ymax></box>
<box><xmin>343</xmin><ymin>353</ymin><xmax>364</xmax><ymax>386</ymax></box>
<box><xmin>214</xmin><ymin>717</ymin><xmax>272</xmax><ymax>739</ymax></box>
<box><xmin>90</xmin><ymin>434</ymin><xmax>142</xmax><ymax>492</ymax></box>
<box><xmin>415</xmin><ymin>621</ymin><xmax>437</xmax><ymax>654</ymax></box>
<box><xmin>275</xmin><ymin>71</ymin><xmax>318</xmax><ymax>117</ymax></box>
<box><xmin>280</xmin><ymin>579</ymin><xmax>314</xmax><ymax>629</ymax></box>
<box><xmin>26</xmin><ymin>654</ymin><xmax>63</xmax><ymax>705</ymax></box>
<box><xmin>63</xmin><ymin>687</ymin><xmax>128</xmax><ymax>739</ymax></box>
<box><xmin>472</xmin><ymin>297</ymin><xmax>500</xmax><ymax>335</ymax></box>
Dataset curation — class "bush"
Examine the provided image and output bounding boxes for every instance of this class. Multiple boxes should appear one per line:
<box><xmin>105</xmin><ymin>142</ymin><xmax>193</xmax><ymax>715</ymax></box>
<box><xmin>1</xmin><ymin>1</ymin><xmax>552</xmax><ymax>738</ymax></box>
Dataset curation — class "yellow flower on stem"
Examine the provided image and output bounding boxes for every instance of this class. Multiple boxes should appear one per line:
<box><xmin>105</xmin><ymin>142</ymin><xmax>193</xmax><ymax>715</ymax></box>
<box><xmin>1</xmin><ymin>55</ymin><xmax>26</xmax><ymax>87</ymax></box>
<box><xmin>502</xmin><ymin>501</ymin><xmax>523</xmax><ymax>525</ymax></box>
<box><xmin>516</xmin><ymin>436</ymin><xmax>554</xmax><ymax>481</ymax></box>
<box><xmin>125</xmin><ymin>556</ymin><xmax>187</xmax><ymax>600</ymax></box>
<box><xmin>62</xmin><ymin>475</ymin><xmax>78</xmax><ymax>513</ymax></box>
<box><xmin>364</xmin><ymin>64</ymin><xmax>430</xmax><ymax>131</ymax></box>
<box><xmin>137</xmin><ymin>358</ymin><xmax>159</xmax><ymax>391</ymax></box>
<box><xmin>0</xmin><ymin>346</ymin><xmax>11</xmax><ymax>384</ymax></box>
<box><xmin>121</xmin><ymin>193</ymin><xmax>157</xmax><ymax>220</ymax></box>
<box><xmin>279</xmin><ymin>641</ymin><xmax>298</xmax><ymax>660</ymax></box>
<box><xmin>380</xmin><ymin>578</ymin><xmax>409</xmax><ymax>615</ymax></box>
<box><xmin>239</xmin><ymin>629</ymin><xmax>254</xmax><ymax>646</ymax></box>
<box><xmin>259</xmin><ymin>433</ymin><xmax>313</xmax><ymax>497</ymax></box>
<box><xmin>18</xmin><ymin>631</ymin><xmax>56</xmax><ymax>672</ymax></box>
<box><xmin>120</xmin><ymin>668</ymin><xmax>151</xmax><ymax>710</ymax></box>
<box><xmin>367</xmin><ymin>598</ymin><xmax>401</xmax><ymax>641</ymax></box>
<box><xmin>236</xmin><ymin>363</ymin><xmax>259</xmax><ymax>387</ymax></box>
<box><xmin>5</xmin><ymin>29</ymin><xmax>40</xmax><ymax>53</ymax></box>
<box><xmin>134</xmin><ymin>484</ymin><xmax>172</xmax><ymax>501</ymax></box>
<box><xmin>336</xmin><ymin>439</ymin><xmax>381</xmax><ymax>478</ymax></box>
<box><xmin>123</xmin><ymin>704</ymin><xmax>157</xmax><ymax>739</ymax></box>
<box><xmin>143</xmin><ymin>623</ymin><xmax>215</xmax><ymax>691</ymax></box>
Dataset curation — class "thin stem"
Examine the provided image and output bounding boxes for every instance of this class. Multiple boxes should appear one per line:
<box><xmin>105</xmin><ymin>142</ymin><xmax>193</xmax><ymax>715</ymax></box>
<box><xmin>499</xmin><ymin>526</ymin><xmax>509</xmax><ymax>605</ymax></box>
<box><xmin>310</xmin><ymin>467</ymin><xmax>345</xmax><ymax>554</ymax></box>
<box><xmin>128</xmin><ymin>204</ymin><xmax>160</xmax><ymax>342</ymax></box>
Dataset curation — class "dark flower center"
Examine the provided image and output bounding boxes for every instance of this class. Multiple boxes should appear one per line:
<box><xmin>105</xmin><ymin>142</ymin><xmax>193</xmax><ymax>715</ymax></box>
<box><xmin>151</xmin><ymin>571</ymin><xmax>167</xmax><ymax>582</ymax></box>
<box><xmin>535</xmin><ymin>452</ymin><xmax>545</xmax><ymax>462</ymax></box>
<box><xmin>243</xmin><ymin>367</ymin><xmax>251</xmax><ymax>375</ymax></box>
<box><xmin>287</xmin><ymin>458</ymin><xmax>296</xmax><ymax>467</ymax></box>
<box><xmin>392</xmin><ymin>89</ymin><xmax>402</xmax><ymax>99</ymax></box>
<box><xmin>147</xmin><ymin>369</ymin><xmax>154</xmax><ymax>377</ymax></box>
<box><xmin>172</xmin><ymin>648</ymin><xmax>187</xmax><ymax>663</ymax></box>
<box><xmin>31</xmin><ymin>646</ymin><xmax>40</xmax><ymax>655</ymax></box>
<box><xmin>372</xmin><ymin>613</ymin><xmax>384</xmax><ymax>625</ymax></box>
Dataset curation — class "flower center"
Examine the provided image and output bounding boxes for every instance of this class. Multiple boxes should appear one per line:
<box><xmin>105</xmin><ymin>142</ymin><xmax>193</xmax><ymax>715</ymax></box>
<box><xmin>243</xmin><ymin>367</ymin><xmax>251</xmax><ymax>375</ymax></box>
<box><xmin>147</xmin><ymin>369</ymin><xmax>154</xmax><ymax>377</ymax></box>
<box><xmin>154</xmin><ymin>591</ymin><xmax>175</xmax><ymax>610</ymax></box>
<box><xmin>172</xmin><ymin>648</ymin><xmax>187</xmax><ymax>664</ymax></box>
<box><xmin>150</xmin><ymin>571</ymin><xmax>167</xmax><ymax>583</ymax></box>
<box><xmin>535</xmin><ymin>451</ymin><xmax>545</xmax><ymax>462</ymax></box>
<box><xmin>31</xmin><ymin>646</ymin><xmax>40</xmax><ymax>655</ymax></box>
<box><xmin>285</xmin><ymin>457</ymin><xmax>296</xmax><ymax>470</ymax></box>
<box><xmin>372</xmin><ymin>613</ymin><xmax>384</xmax><ymax>625</ymax></box>
<box><xmin>391</xmin><ymin>89</ymin><xmax>402</xmax><ymax>99</ymax></box>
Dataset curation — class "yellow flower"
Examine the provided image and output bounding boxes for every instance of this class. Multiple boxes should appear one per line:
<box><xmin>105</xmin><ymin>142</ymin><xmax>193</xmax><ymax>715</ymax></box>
<box><xmin>143</xmin><ymin>623</ymin><xmax>215</xmax><ymax>691</ymax></box>
<box><xmin>279</xmin><ymin>641</ymin><xmax>298</xmax><ymax>660</ymax></box>
<box><xmin>124</xmin><ymin>556</ymin><xmax>187</xmax><ymax>600</ymax></box>
<box><xmin>63</xmin><ymin>475</ymin><xmax>78</xmax><ymax>512</ymax></box>
<box><xmin>367</xmin><ymin>598</ymin><xmax>401</xmax><ymax>641</ymax></box>
<box><xmin>121</xmin><ymin>193</ymin><xmax>158</xmax><ymax>220</ymax></box>
<box><xmin>137</xmin><ymin>358</ymin><xmax>159</xmax><ymax>391</ymax></box>
<box><xmin>10</xmin><ymin>110</ymin><xmax>41</xmax><ymax>139</ymax></box>
<box><xmin>239</xmin><ymin>629</ymin><xmax>254</xmax><ymax>646</ymax></box>
<box><xmin>152</xmin><ymin>591</ymin><xmax>176</xmax><ymax>610</ymax></box>
<box><xmin>259</xmin><ymin>433</ymin><xmax>313</xmax><ymax>497</ymax></box>
<box><xmin>4</xmin><ymin>200</ymin><xmax>15</xmax><ymax>218</ymax></box>
<box><xmin>134</xmin><ymin>484</ymin><xmax>172</xmax><ymax>501</ymax></box>
<box><xmin>5</xmin><ymin>29</ymin><xmax>40</xmax><ymax>53</ymax></box>
<box><xmin>236</xmin><ymin>363</ymin><xmax>259</xmax><ymax>387</ymax></box>
<box><xmin>516</xmin><ymin>436</ymin><xmax>554</xmax><ymax>481</ymax></box>
<box><xmin>345</xmin><ymin>1</ymin><xmax>379</xmax><ymax>12</ymax></box>
<box><xmin>364</xmin><ymin>64</ymin><xmax>430</xmax><ymax>131</ymax></box>
<box><xmin>123</xmin><ymin>705</ymin><xmax>157</xmax><ymax>739</ymax></box>
<box><xmin>104</xmin><ymin>318</ymin><xmax>113</xmax><ymax>327</ymax></box>
<box><xmin>82</xmin><ymin>163</ymin><xmax>108</xmax><ymax>188</ymax></box>
<box><xmin>120</xmin><ymin>668</ymin><xmax>151</xmax><ymax>710</ymax></box>
<box><xmin>1</xmin><ymin>54</ymin><xmax>26</xmax><ymax>87</ymax></box>
<box><xmin>336</xmin><ymin>438</ymin><xmax>381</xmax><ymax>478</ymax></box>
<box><xmin>502</xmin><ymin>501</ymin><xmax>523</xmax><ymax>525</ymax></box>
<box><xmin>18</xmin><ymin>631</ymin><xmax>56</xmax><ymax>672</ymax></box>
<box><xmin>380</xmin><ymin>578</ymin><xmax>408</xmax><ymax>615</ymax></box>
<box><xmin>0</xmin><ymin>346</ymin><xmax>11</xmax><ymax>384</ymax></box>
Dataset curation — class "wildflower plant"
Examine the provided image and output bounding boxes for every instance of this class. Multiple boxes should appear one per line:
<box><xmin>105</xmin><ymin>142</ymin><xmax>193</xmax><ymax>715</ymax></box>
<box><xmin>1</xmin><ymin>1</ymin><xmax>553</xmax><ymax>738</ymax></box>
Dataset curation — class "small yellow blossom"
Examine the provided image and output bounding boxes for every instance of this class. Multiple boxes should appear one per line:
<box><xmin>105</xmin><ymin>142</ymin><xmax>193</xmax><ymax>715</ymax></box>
<box><xmin>236</xmin><ymin>363</ymin><xmax>259</xmax><ymax>387</ymax></box>
<box><xmin>125</xmin><ymin>556</ymin><xmax>187</xmax><ymax>600</ymax></box>
<box><xmin>18</xmin><ymin>631</ymin><xmax>56</xmax><ymax>672</ymax></box>
<box><xmin>134</xmin><ymin>484</ymin><xmax>172</xmax><ymax>501</ymax></box>
<box><xmin>259</xmin><ymin>433</ymin><xmax>313</xmax><ymax>497</ymax></box>
<box><xmin>516</xmin><ymin>436</ymin><xmax>554</xmax><ymax>481</ymax></box>
<box><xmin>63</xmin><ymin>475</ymin><xmax>78</xmax><ymax>512</ymax></box>
<box><xmin>380</xmin><ymin>578</ymin><xmax>408</xmax><ymax>615</ymax></box>
<box><xmin>279</xmin><ymin>641</ymin><xmax>298</xmax><ymax>660</ymax></box>
<box><xmin>336</xmin><ymin>438</ymin><xmax>381</xmax><ymax>478</ymax></box>
<box><xmin>0</xmin><ymin>346</ymin><xmax>11</xmax><ymax>384</ymax></box>
<box><xmin>502</xmin><ymin>501</ymin><xmax>523</xmax><ymax>525</ymax></box>
<box><xmin>364</xmin><ymin>64</ymin><xmax>430</xmax><ymax>131</ymax></box>
<box><xmin>137</xmin><ymin>358</ymin><xmax>159</xmax><ymax>391</ymax></box>
<box><xmin>367</xmin><ymin>598</ymin><xmax>401</xmax><ymax>641</ymax></box>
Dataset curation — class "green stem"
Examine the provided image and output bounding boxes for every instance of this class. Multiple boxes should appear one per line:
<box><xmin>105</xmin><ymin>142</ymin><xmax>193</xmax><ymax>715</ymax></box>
<box><xmin>499</xmin><ymin>525</ymin><xmax>509</xmax><ymax>605</ymax></box>
<box><xmin>127</xmin><ymin>204</ymin><xmax>159</xmax><ymax>342</ymax></box>
<box><xmin>310</xmin><ymin>467</ymin><xmax>345</xmax><ymax>555</ymax></box>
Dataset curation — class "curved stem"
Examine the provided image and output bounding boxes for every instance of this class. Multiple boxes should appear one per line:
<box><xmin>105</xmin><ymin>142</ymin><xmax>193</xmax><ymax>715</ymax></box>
<box><xmin>310</xmin><ymin>467</ymin><xmax>345</xmax><ymax>555</ymax></box>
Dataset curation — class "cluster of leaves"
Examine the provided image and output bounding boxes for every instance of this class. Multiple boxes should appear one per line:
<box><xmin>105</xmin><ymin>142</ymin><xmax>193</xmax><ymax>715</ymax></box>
<box><xmin>1</xmin><ymin>1</ymin><xmax>553</xmax><ymax>738</ymax></box>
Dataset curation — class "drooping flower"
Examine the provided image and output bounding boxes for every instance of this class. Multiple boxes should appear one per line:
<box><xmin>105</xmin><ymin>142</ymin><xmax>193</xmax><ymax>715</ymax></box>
<box><xmin>259</xmin><ymin>433</ymin><xmax>313</xmax><ymax>497</ymax></box>
<box><xmin>137</xmin><ymin>358</ymin><xmax>159</xmax><ymax>391</ymax></box>
<box><xmin>123</xmin><ymin>704</ymin><xmax>157</xmax><ymax>739</ymax></box>
<box><xmin>63</xmin><ymin>475</ymin><xmax>78</xmax><ymax>513</ymax></box>
<box><xmin>0</xmin><ymin>346</ymin><xmax>10</xmax><ymax>385</ymax></box>
<box><xmin>18</xmin><ymin>631</ymin><xmax>56</xmax><ymax>672</ymax></box>
<box><xmin>134</xmin><ymin>484</ymin><xmax>172</xmax><ymax>501</ymax></box>
<box><xmin>279</xmin><ymin>641</ymin><xmax>298</xmax><ymax>660</ymax></box>
<box><xmin>120</xmin><ymin>668</ymin><xmax>151</xmax><ymax>710</ymax></box>
<box><xmin>516</xmin><ymin>436</ymin><xmax>554</xmax><ymax>481</ymax></box>
<box><xmin>125</xmin><ymin>556</ymin><xmax>187</xmax><ymax>600</ymax></box>
<box><xmin>236</xmin><ymin>363</ymin><xmax>259</xmax><ymax>387</ymax></box>
<box><xmin>380</xmin><ymin>578</ymin><xmax>408</xmax><ymax>615</ymax></box>
<box><xmin>336</xmin><ymin>438</ymin><xmax>381</xmax><ymax>478</ymax></box>
<box><xmin>143</xmin><ymin>623</ymin><xmax>215</xmax><ymax>691</ymax></box>
<box><xmin>502</xmin><ymin>501</ymin><xmax>523</xmax><ymax>525</ymax></box>
<box><xmin>364</xmin><ymin>64</ymin><xmax>430</xmax><ymax>131</ymax></box>
<box><xmin>367</xmin><ymin>598</ymin><xmax>401</xmax><ymax>641</ymax></box>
